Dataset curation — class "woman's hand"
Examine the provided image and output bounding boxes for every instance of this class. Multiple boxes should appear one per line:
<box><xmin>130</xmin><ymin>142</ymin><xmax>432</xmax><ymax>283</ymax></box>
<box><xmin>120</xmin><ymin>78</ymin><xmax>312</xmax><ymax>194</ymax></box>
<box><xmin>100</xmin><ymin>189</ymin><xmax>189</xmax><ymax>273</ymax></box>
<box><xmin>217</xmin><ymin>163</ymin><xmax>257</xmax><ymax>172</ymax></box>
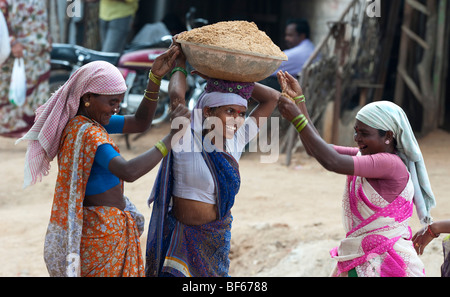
<box><xmin>11</xmin><ymin>42</ymin><xmax>24</xmax><ymax>58</ymax></box>
<box><xmin>277</xmin><ymin>70</ymin><xmax>303</xmax><ymax>99</ymax></box>
<box><xmin>151</xmin><ymin>45</ymin><xmax>180</xmax><ymax>78</ymax></box>
<box><xmin>172</xmin><ymin>34</ymin><xmax>187</xmax><ymax>66</ymax></box>
<box><xmin>412</xmin><ymin>227</ymin><xmax>435</xmax><ymax>255</ymax></box>
<box><xmin>277</xmin><ymin>94</ymin><xmax>302</xmax><ymax>123</ymax></box>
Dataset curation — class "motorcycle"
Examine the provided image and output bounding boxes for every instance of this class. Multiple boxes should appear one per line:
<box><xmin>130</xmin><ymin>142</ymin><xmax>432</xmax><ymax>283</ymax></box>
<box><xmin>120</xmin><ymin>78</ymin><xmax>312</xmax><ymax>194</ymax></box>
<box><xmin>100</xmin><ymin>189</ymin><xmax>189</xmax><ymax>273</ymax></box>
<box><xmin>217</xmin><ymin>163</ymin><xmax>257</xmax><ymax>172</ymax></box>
<box><xmin>49</xmin><ymin>7</ymin><xmax>208</xmax><ymax>149</ymax></box>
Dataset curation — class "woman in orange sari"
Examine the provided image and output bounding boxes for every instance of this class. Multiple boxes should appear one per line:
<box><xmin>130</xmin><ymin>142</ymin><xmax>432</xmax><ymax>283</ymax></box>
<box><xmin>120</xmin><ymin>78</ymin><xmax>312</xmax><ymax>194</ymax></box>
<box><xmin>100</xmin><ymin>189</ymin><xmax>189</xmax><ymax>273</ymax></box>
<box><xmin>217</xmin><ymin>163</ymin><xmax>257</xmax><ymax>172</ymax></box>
<box><xmin>17</xmin><ymin>45</ymin><xmax>190</xmax><ymax>277</ymax></box>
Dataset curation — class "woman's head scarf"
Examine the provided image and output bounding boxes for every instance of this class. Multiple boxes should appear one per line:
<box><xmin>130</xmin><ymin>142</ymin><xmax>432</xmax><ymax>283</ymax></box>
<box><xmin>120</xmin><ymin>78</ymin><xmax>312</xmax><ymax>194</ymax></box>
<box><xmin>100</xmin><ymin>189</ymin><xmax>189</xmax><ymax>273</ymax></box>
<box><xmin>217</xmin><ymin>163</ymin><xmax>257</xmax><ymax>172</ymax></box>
<box><xmin>16</xmin><ymin>61</ymin><xmax>127</xmax><ymax>188</ymax></box>
<box><xmin>355</xmin><ymin>100</ymin><xmax>436</xmax><ymax>225</ymax></box>
<box><xmin>191</xmin><ymin>78</ymin><xmax>254</xmax><ymax>131</ymax></box>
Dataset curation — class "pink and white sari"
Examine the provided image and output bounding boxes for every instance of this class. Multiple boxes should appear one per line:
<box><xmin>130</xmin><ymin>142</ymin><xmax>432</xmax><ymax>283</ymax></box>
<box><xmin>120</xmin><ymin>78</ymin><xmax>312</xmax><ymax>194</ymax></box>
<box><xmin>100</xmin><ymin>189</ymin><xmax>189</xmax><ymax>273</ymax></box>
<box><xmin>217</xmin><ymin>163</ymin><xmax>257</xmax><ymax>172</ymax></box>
<box><xmin>330</xmin><ymin>174</ymin><xmax>425</xmax><ymax>277</ymax></box>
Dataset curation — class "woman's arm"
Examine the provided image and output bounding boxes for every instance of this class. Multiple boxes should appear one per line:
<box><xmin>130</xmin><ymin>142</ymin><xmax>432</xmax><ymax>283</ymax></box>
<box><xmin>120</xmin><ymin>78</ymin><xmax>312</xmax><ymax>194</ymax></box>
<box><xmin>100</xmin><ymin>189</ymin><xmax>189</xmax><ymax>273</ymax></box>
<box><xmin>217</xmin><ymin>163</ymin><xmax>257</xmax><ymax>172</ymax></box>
<box><xmin>248</xmin><ymin>83</ymin><xmax>280</xmax><ymax>128</ymax></box>
<box><xmin>277</xmin><ymin>71</ymin><xmax>354</xmax><ymax>175</ymax></box>
<box><xmin>276</xmin><ymin>71</ymin><xmax>323</xmax><ymax>156</ymax></box>
<box><xmin>168</xmin><ymin>42</ymin><xmax>188</xmax><ymax>110</ymax></box>
<box><xmin>413</xmin><ymin>220</ymin><xmax>450</xmax><ymax>255</ymax></box>
<box><xmin>108</xmin><ymin>104</ymin><xmax>190</xmax><ymax>182</ymax></box>
<box><xmin>122</xmin><ymin>45</ymin><xmax>180</xmax><ymax>134</ymax></box>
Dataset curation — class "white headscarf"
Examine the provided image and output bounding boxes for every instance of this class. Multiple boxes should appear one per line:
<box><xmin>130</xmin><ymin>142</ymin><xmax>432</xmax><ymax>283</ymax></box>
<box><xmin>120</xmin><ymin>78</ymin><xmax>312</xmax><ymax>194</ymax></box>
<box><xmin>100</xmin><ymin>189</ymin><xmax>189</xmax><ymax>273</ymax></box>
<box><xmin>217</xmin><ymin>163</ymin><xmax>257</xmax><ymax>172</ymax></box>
<box><xmin>355</xmin><ymin>101</ymin><xmax>436</xmax><ymax>225</ymax></box>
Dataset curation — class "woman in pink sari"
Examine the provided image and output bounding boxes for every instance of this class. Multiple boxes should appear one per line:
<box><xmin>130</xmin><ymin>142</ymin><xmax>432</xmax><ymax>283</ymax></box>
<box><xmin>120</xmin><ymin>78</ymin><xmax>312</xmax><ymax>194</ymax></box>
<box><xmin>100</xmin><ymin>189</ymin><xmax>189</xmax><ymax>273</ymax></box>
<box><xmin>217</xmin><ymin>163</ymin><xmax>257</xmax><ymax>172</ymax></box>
<box><xmin>277</xmin><ymin>71</ymin><xmax>436</xmax><ymax>277</ymax></box>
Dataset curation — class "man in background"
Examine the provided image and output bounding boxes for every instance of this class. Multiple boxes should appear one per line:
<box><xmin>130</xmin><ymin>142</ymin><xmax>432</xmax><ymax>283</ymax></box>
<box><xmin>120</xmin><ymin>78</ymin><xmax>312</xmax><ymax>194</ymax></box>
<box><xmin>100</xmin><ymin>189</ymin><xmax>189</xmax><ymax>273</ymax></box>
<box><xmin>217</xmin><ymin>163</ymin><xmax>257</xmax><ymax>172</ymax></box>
<box><xmin>261</xmin><ymin>18</ymin><xmax>315</xmax><ymax>90</ymax></box>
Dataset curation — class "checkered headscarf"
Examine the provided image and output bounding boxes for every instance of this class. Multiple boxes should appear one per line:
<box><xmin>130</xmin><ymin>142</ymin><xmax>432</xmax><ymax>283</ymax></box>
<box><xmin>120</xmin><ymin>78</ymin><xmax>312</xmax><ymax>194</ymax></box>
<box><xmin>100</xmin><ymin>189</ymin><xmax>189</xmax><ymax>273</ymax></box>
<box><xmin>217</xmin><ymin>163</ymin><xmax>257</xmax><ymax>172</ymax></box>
<box><xmin>16</xmin><ymin>61</ymin><xmax>127</xmax><ymax>188</ymax></box>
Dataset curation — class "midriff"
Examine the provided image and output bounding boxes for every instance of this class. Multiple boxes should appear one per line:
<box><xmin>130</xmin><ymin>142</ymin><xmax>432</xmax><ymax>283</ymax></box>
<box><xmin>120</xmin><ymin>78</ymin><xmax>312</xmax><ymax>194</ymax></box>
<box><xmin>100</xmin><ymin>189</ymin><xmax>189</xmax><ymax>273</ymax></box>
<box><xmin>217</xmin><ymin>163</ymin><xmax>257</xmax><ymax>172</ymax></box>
<box><xmin>172</xmin><ymin>196</ymin><xmax>218</xmax><ymax>226</ymax></box>
<box><xmin>83</xmin><ymin>184</ymin><xmax>125</xmax><ymax>210</ymax></box>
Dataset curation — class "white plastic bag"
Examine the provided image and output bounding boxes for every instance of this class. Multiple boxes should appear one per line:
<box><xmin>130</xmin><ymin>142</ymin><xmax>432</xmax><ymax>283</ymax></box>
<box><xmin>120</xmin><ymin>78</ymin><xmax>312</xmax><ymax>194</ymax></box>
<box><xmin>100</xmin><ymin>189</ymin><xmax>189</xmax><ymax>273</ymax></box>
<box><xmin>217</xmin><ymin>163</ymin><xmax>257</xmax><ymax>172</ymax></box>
<box><xmin>0</xmin><ymin>9</ymin><xmax>11</xmax><ymax>65</ymax></box>
<box><xmin>9</xmin><ymin>58</ymin><xmax>27</xmax><ymax>106</ymax></box>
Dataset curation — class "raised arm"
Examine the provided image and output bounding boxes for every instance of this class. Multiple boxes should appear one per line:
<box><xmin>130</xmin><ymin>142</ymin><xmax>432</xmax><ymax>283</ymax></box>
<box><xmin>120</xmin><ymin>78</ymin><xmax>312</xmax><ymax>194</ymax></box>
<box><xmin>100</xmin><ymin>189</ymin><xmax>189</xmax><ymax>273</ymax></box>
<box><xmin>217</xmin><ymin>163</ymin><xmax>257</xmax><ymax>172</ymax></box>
<box><xmin>122</xmin><ymin>45</ymin><xmax>181</xmax><ymax>134</ymax></box>
<box><xmin>108</xmin><ymin>104</ymin><xmax>190</xmax><ymax>182</ymax></box>
<box><xmin>168</xmin><ymin>41</ymin><xmax>188</xmax><ymax>110</ymax></box>
<box><xmin>276</xmin><ymin>71</ymin><xmax>354</xmax><ymax>175</ymax></box>
<box><xmin>248</xmin><ymin>82</ymin><xmax>280</xmax><ymax>128</ymax></box>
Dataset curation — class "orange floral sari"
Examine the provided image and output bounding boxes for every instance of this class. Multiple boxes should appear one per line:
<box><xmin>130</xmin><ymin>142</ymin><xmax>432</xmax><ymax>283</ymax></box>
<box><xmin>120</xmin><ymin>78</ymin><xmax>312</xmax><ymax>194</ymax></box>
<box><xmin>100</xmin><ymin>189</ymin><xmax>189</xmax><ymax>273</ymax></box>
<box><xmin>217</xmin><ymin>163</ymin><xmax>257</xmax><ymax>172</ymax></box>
<box><xmin>43</xmin><ymin>115</ymin><xmax>144</xmax><ymax>277</ymax></box>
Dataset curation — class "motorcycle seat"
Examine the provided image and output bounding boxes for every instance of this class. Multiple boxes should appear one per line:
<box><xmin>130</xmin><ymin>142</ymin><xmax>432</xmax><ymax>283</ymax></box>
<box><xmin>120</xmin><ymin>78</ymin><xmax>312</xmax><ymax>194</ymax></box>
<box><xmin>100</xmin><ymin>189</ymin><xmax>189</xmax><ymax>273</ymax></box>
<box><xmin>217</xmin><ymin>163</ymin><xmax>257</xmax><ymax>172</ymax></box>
<box><xmin>51</xmin><ymin>43</ymin><xmax>120</xmax><ymax>65</ymax></box>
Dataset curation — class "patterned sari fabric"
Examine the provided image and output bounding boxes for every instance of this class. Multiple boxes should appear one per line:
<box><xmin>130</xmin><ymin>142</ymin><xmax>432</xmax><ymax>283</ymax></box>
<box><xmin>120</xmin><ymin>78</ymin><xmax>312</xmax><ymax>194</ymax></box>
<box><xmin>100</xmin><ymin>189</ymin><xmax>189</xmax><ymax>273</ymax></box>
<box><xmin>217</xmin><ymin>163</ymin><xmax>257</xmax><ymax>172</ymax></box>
<box><xmin>146</xmin><ymin>133</ymin><xmax>241</xmax><ymax>277</ymax></box>
<box><xmin>0</xmin><ymin>0</ymin><xmax>51</xmax><ymax>138</ymax></box>
<box><xmin>44</xmin><ymin>116</ymin><xmax>144</xmax><ymax>277</ymax></box>
<box><xmin>330</xmin><ymin>174</ymin><xmax>425</xmax><ymax>277</ymax></box>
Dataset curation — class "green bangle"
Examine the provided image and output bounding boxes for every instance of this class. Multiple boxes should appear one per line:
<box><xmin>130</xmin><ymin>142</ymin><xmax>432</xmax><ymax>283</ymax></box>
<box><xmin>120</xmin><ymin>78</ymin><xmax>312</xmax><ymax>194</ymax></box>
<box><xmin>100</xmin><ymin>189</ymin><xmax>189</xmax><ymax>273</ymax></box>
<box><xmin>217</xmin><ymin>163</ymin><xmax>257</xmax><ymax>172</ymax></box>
<box><xmin>296</xmin><ymin>119</ymin><xmax>308</xmax><ymax>133</ymax></box>
<box><xmin>293</xmin><ymin>95</ymin><xmax>305</xmax><ymax>103</ymax></box>
<box><xmin>295</xmin><ymin>117</ymin><xmax>307</xmax><ymax>129</ymax></box>
<box><xmin>155</xmin><ymin>140</ymin><xmax>168</xmax><ymax>157</ymax></box>
<box><xmin>171</xmin><ymin>66</ymin><xmax>188</xmax><ymax>78</ymax></box>
<box><xmin>291</xmin><ymin>114</ymin><xmax>304</xmax><ymax>124</ymax></box>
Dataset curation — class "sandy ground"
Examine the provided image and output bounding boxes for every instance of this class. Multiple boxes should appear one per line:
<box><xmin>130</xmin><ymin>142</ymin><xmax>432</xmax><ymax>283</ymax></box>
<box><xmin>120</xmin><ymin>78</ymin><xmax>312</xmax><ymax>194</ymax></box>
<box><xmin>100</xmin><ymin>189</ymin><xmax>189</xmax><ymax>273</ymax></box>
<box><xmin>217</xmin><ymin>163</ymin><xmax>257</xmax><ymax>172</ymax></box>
<box><xmin>1</xmin><ymin>123</ymin><xmax>449</xmax><ymax>277</ymax></box>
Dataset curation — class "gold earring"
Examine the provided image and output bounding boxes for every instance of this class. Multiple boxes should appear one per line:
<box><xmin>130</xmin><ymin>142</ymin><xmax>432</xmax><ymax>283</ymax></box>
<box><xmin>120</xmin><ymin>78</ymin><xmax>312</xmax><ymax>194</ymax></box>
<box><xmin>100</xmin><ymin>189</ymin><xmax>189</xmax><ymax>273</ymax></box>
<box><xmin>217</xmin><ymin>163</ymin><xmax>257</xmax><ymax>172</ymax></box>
<box><xmin>85</xmin><ymin>102</ymin><xmax>90</xmax><ymax>107</ymax></box>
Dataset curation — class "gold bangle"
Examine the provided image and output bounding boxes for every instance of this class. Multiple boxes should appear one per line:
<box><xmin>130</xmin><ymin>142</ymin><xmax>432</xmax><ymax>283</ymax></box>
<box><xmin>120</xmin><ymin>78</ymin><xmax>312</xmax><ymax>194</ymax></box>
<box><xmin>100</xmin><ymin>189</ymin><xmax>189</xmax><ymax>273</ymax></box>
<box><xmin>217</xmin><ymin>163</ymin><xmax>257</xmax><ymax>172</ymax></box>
<box><xmin>144</xmin><ymin>93</ymin><xmax>158</xmax><ymax>102</ymax></box>
<box><xmin>144</xmin><ymin>89</ymin><xmax>159</xmax><ymax>94</ymax></box>
<box><xmin>149</xmin><ymin>71</ymin><xmax>161</xmax><ymax>86</ymax></box>
<box><xmin>155</xmin><ymin>140</ymin><xmax>168</xmax><ymax>157</ymax></box>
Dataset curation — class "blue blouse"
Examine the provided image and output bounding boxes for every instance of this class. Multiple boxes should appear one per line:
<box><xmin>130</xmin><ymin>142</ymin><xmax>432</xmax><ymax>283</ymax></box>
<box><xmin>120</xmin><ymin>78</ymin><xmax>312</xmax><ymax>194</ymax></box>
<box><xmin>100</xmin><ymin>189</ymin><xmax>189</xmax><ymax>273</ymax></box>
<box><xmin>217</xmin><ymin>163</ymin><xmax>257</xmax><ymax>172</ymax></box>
<box><xmin>85</xmin><ymin>115</ymin><xmax>124</xmax><ymax>196</ymax></box>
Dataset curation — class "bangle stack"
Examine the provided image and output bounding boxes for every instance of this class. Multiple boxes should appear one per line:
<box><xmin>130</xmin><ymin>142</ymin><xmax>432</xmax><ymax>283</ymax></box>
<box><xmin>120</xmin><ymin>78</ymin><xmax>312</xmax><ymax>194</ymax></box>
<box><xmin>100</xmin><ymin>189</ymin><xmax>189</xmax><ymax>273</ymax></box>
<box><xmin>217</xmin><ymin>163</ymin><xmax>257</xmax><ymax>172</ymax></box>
<box><xmin>144</xmin><ymin>89</ymin><xmax>159</xmax><ymax>102</ymax></box>
<box><xmin>155</xmin><ymin>140</ymin><xmax>168</xmax><ymax>157</ymax></box>
<box><xmin>145</xmin><ymin>70</ymin><xmax>161</xmax><ymax>102</ymax></box>
<box><xmin>149</xmin><ymin>71</ymin><xmax>162</xmax><ymax>86</ymax></box>
<box><xmin>291</xmin><ymin>114</ymin><xmax>308</xmax><ymax>133</ymax></box>
<box><xmin>293</xmin><ymin>95</ymin><xmax>306</xmax><ymax>103</ymax></box>
<box><xmin>280</xmin><ymin>93</ymin><xmax>306</xmax><ymax>104</ymax></box>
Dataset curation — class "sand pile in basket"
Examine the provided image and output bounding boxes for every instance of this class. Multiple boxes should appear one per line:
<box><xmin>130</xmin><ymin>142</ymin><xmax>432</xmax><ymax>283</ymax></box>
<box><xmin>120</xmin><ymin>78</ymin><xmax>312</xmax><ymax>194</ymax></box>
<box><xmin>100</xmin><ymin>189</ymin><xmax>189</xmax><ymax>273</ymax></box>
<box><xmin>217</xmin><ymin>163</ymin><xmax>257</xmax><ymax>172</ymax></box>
<box><xmin>178</xmin><ymin>21</ymin><xmax>287</xmax><ymax>59</ymax></box>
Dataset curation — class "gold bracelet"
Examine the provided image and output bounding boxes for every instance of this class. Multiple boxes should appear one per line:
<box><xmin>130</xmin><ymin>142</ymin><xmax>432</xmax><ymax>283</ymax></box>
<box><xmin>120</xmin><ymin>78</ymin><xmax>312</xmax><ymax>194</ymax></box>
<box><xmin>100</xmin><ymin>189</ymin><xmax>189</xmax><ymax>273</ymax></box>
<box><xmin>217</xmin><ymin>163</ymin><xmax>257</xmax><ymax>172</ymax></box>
<box><xmin>149</xmin><ymin>71</ymin><xmax>161</xmax><ymax>86</ymax></box>
<box><xmin>144</xmin><ymin>93</ymin><xmax>158</xmax><ymax>102</ymax></box>
<box><xmin>155</xmin><ymin>140</ymin><xmax>168</xmax><ymax>157</ymax></box>
<box><xmin>144</xmin><ymin>89</ymin><xmax>159</xmax><ymax>94</ymax></box>
<box><xmin>151</xmin><ymin>72</ymin><xmax>163</xmax><ymax>79</ymax></box>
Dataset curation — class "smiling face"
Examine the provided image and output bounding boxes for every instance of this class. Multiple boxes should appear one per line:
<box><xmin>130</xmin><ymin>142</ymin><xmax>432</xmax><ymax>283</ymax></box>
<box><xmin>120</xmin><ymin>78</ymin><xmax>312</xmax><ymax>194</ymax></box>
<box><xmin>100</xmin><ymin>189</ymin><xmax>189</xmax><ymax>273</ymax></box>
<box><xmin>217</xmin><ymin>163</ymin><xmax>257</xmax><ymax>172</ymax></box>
<box><xmin>353</xmin><ymin>120</ymin><xmax>394</xmax><ymax>155</ymax></box>
<box><xmin>204</xmin><ymin>104</ymin><xmax>247</xmax><ymax>140</ymax></box>
<box><xmin>82</xmin><ymin>93</ymin><xmax>124</xmax><ymax>126</ymax></box>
